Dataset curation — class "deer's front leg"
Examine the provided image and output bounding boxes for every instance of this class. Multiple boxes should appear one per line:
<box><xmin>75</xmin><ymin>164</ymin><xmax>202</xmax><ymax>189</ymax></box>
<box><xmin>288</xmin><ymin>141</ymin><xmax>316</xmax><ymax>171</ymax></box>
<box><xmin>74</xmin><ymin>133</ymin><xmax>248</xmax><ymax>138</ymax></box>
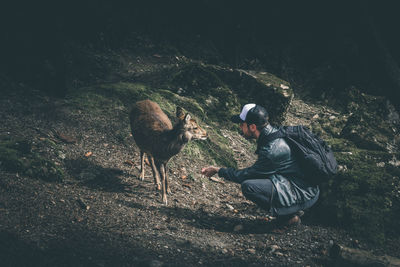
<box><xmin>150</xmin><ymin>156</ymin><xmax>161</xmax><ymax>191</ymax></box>
<box><xmin>158</xmin><ymin>162</ymin><xmax>168</xmax><ymax>205</ymax></box>
<box><xmin>164</xmin><ymin>163</ymin><xmax>171</xmax><ymax>194</ymax></box>
<box><xmin>139</xmin><ymin>151</ymin><xmax>145</xmax><ymax>181</ymax></box>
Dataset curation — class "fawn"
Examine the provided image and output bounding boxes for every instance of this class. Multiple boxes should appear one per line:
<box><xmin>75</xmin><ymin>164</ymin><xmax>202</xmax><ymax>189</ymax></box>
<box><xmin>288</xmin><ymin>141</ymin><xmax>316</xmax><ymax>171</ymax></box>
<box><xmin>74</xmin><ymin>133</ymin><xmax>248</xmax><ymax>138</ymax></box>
<box><xmin>129</xmin><ymin>99</ymin><xmax>207</xmax><ymax>205</ymax></box>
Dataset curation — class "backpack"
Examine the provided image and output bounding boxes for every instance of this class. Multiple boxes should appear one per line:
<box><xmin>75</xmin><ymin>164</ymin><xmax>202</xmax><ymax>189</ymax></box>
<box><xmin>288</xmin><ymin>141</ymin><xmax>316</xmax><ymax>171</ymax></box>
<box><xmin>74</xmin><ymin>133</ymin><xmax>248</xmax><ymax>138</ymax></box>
<box><xmin>264</xmin><ymin>125</ymin><xmax>338</xmax><ymax>185</ymax></box>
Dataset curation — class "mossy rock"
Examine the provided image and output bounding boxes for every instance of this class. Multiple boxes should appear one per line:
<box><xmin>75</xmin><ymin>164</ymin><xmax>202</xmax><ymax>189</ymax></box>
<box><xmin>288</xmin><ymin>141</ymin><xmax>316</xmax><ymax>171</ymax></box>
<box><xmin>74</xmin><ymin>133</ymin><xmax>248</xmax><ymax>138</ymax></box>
<box><xmin>312</xmin><ymin>106</ymin><xmax>400</xmax><ymax>244</ymax></box>
<box><xmin>0</xmin><ymin>137</ymin><xmax>63</xmax><ymax>182</ymax></box>
<box><xmin>310</xmin><ymin>115</ymin><xmax>348</xmax><ymax>140</ymax></box>
<box><xmin>342</xmin><ymin>87</ymin><xmax>391</xmax><ymax>115</ymax></box>
<box><xmin>167</xmin><ymin>62</ymin><xmax>293</xmax><ymax>125</ymax></box>
<box><xmin>316</xmin><ymin>147</ymin><xmax>400</xmax><ymax>244</ymax></box>
<box><xmin>212</xmin><ymin>67</ymin><xmax>293</xmax><ymax>125</ymax></box>
<box><xmin>321</xmin><ymin>87</ymin><xmax>400</xmax><ymax>153</ymax></box>
<box><xmin>341</xmin><ymin>109</ymin><xmax>398</xmax><ymax>152</ymax></box>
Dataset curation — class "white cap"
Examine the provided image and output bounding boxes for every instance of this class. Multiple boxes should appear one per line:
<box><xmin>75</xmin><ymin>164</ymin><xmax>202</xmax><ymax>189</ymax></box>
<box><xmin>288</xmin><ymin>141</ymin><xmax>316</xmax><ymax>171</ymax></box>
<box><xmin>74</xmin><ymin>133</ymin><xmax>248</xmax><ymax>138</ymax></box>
<box><xmin>239</xmin><ymin>103</ymin><xmax>256</xmax><ymax>121</ymax></box>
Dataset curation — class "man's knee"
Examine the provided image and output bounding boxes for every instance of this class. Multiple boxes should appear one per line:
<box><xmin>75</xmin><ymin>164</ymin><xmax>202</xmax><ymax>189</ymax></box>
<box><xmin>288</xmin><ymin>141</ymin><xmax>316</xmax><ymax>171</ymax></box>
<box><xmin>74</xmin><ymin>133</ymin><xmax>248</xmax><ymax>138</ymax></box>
<box><xmin>241</xmin><ymin>180</ymin><xmax>256</xmax><ymax>197</ymax></box>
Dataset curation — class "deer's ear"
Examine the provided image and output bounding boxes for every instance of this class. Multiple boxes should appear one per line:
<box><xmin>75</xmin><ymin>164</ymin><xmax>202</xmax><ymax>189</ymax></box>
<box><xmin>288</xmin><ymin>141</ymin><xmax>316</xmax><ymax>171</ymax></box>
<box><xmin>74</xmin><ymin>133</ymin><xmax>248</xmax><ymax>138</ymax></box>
<box><xmin>184</xmin><ymin>114</ymin><xmax>191</xmax><ymax>123</ymax></box>
<box><xmin>176</xmin><ymin>106</ymin><xmax>185</xmax><ymax>120</ymax></box>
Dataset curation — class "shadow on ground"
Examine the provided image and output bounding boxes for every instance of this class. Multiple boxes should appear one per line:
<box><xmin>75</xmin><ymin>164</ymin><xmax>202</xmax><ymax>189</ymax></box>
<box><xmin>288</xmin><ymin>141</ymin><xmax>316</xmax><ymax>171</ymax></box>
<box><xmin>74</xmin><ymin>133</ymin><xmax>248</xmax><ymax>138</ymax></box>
<box><xmin>0</xmin><ymin>225</ymin><xmax>264</xmax><ymax>267</ymax></box>
<box><xmin>118</xmin><ymin>200</ymin><xmax>277</xmax><ymax>235</ymax></box>
<box><xmin>64</xmin><ymin>158</ymin><xmax>129</xmax><ymax>193</ymax></box>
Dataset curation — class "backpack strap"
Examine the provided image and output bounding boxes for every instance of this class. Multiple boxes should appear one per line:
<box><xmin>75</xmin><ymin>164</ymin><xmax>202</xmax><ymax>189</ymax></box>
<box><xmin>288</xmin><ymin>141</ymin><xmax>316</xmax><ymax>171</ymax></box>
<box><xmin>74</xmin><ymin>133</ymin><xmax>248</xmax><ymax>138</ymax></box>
<box><xmin>256</xmin><ymin>127</ymin><xmax>287</xmax><ymax>154</ymax></box>
<box><xmin>263</xmin><ymin>127</ymin><xmax>287</xmax><ymax>143</ymax></box>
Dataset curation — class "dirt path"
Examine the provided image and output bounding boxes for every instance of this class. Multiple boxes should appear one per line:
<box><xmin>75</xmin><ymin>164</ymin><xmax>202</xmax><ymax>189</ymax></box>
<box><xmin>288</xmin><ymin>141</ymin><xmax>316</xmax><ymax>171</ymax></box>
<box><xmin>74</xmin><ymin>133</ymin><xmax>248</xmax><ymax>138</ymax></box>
<box><xmin>0</xmin><ymin>87</ymin><xmax>394</xmax><ymax>267</ymax></box>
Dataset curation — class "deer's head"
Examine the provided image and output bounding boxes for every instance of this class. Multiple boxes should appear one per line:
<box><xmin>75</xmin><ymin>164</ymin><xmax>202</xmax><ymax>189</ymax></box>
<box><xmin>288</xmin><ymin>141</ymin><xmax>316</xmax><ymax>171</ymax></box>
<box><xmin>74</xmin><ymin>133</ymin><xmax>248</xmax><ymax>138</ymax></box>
<box><xmin>176</xmin><ymin>107</ymin><xmax>207</xmax><ymax>142</ymax></box>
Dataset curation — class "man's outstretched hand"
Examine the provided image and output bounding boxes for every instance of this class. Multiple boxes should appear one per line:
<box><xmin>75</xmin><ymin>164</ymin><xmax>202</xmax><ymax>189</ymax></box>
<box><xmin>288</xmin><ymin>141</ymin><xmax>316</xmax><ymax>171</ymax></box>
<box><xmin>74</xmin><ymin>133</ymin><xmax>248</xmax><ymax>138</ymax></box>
<box><xmin>201</xmin><ymin>166</ymin><xmax>220</xmax><ymax>177</ymax></box>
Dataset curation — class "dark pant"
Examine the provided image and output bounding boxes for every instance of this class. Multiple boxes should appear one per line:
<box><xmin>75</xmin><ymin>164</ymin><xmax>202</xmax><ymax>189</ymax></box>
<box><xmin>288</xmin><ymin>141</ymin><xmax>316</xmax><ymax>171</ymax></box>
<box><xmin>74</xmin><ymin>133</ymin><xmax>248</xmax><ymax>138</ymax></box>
<box><xmin>242</xmin><ymin>179</ymin><xmax>319</xmax><ymax>217</ymax></box>
<box><xmin>241</xmin><ymin>179</ymin><xmax>274</xmax><ymax>211</ymax></box>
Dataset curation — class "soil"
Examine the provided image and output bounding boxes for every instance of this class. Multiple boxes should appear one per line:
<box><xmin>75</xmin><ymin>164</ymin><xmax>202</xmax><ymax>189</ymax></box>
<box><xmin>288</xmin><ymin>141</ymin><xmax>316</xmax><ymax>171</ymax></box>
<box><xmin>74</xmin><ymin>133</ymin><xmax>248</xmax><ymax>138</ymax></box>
<box><xmin>1</xmin><ymin>79</ymin><xmax>399</xmax><ymax>265</ymax></box>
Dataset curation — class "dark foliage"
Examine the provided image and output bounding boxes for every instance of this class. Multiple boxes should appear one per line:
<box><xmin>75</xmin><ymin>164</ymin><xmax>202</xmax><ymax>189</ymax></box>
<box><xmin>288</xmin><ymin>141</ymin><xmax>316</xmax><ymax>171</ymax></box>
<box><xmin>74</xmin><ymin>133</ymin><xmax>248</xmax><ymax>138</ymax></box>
<box><xmin>1</xmin><ymin>0</ymin><xmax>400</xmax><ymax>110</ymax></box>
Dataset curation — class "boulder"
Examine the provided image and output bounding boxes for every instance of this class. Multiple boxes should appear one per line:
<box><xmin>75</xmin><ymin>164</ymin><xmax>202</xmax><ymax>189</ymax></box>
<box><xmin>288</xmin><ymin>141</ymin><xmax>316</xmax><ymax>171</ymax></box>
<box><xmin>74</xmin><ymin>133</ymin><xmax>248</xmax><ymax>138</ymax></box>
<box><xmin>169</xmin><ymin>63</ymin><xmax>293</xmax><ymax>125</ymax></box>
<box><xmin>340</xmin><ymin>87</ymin><xmax>400</xmax><ymax>153</ymax></box>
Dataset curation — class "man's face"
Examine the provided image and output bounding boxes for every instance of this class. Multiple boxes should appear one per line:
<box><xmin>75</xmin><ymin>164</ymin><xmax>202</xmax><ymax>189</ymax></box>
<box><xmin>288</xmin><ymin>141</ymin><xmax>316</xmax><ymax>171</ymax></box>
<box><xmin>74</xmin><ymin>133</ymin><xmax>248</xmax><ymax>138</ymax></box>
<box><xmin>240</xmin><ymin>122</ymin><xmax>255</xmax><ymax>139</ymax></box>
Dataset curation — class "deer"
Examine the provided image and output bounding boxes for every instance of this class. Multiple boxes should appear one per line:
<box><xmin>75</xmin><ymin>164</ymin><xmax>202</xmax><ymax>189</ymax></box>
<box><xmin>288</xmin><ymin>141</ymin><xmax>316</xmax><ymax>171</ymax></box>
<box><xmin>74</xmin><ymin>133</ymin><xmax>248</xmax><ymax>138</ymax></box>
<box><xmin>129</xmin><ymin>99</ymin><xmax>207</xmax><ymax>205</ymax></box>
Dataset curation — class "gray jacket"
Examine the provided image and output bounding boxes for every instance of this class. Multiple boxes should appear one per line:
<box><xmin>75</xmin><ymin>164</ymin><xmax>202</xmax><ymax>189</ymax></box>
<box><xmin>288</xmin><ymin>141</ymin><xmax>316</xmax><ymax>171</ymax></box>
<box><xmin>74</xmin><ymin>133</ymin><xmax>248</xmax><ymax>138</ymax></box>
<box><xmin>218</xmin><ymin>125</ymin><xmax>320</xmax><ymax>216</ymax></box>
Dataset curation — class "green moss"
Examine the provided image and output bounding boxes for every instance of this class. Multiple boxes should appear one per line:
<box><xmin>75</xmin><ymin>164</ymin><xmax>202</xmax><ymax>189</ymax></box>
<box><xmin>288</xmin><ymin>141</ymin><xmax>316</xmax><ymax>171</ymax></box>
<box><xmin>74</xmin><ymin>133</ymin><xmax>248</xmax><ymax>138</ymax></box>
<box><xmin>195</xmin><ymin>139</ymin><xmax>236</xmax><ymax>168</ymax></box>
<box><xmin>68</xmin><ymin>81</ymin><xmax>237</xmax><ymax>169</ymax></box>
<box><xmin>151</xmin><ymin>89</ymin><xmax>205</xmax><ymax>118</ymax></box>
<box><xmin>67</xmin><ymin>89</ymin><xmax>120</xmax><ymax>113</ymax></box>
<box><xmin>317</xmin><ymin>145</ymin><xmax>399</xmax><ymax>244</ymax></box>
<box><xmin>341</xmin><ymin>112</ymin><xmax>395</xmax><ymax>151</ymax></box>
<box><xmin>0</xmin><ymin>144</ymin><xmax>23</xmax><ymax>172</ymax></box>
<box><xmin>326</xmin><ymin>138</ymin><xmax>357</xmax><ymax>152</ymax></box>
<box><xmin>312</xmin><ymin>116</ymin><xmax>347</xmax><ymax>139</ymax></box>
<box><xmin>182</xmin><ymin>142</ymin><xmax>205</xmax><ymax>161</ymax></box>
<box><xmin>168</xmin><ymin>62</ymin><xmax>226</xmax><ymax>94</ymax></box>
<box><xmin>253</xmin><ymin>71</ymin><xmax>290</xmax><ymax>88</ymax></box>
<box><xmin>0</xmin><ymin>137</ymin><xmax>63</xmax><ymax>182</ymax></box>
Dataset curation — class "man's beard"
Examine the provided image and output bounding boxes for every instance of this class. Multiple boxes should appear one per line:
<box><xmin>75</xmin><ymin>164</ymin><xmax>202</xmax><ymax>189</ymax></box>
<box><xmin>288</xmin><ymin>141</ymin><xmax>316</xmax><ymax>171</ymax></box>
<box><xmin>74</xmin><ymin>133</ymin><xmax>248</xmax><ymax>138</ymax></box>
<box><xmin>242</xmin><ymin>132</ymin><xmax>256</xmax><ymax>140</ymax></box>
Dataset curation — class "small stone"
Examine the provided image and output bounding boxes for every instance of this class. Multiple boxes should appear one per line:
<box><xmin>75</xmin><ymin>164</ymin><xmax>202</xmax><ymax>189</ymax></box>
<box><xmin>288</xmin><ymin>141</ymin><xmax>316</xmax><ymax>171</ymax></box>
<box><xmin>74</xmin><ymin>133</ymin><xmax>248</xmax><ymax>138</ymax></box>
<box><xmin>389</xmin><ymin>157</ymin><xmax>400</xmax><ymax>167</ymax></box>
<box><xmin>313</xmin><ymin>114</ymin><xmax>319</xmax><ymax>119</ymax></box>
<box><xmin>246</xmin><ymin>248</ymin><xmax>256</xmax><ymax>254</ymax></box>
<box><xmin>280</xmin><ymin>84</ymin><xmax>289</xmax><ymax>90</ymax></box>
<box><xmin>269</xmin><ymin>245</ymin><xmax>280</xmax><ymax>253</ymax></box>
<box><xmin>226</xmin><ymin>204</ymin><xmax>234</xmax><ymax>210</ymax></box>
<box><xmin>329</xmin><ymin>115</ymin><xmax>336</xmax><ymax>120</ymax></box>
<box><xmin>376</xmin><ymin>162</ymin><xmax>385</xmax><ymax>167</ymax></box>
<box><xmin>338</xmin><ymin>165</ymin><xmax>348</xmax><ymax>172</ymax></box>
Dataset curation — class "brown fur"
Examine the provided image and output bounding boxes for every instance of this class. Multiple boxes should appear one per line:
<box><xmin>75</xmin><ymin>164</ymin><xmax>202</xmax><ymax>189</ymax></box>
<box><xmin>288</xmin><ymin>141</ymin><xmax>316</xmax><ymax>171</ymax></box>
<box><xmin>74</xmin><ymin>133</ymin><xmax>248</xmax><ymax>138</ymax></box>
<box><xmin>129</xmin><ymin>100</ymin><xmax>207</xmax><ymax>205</ymax></box>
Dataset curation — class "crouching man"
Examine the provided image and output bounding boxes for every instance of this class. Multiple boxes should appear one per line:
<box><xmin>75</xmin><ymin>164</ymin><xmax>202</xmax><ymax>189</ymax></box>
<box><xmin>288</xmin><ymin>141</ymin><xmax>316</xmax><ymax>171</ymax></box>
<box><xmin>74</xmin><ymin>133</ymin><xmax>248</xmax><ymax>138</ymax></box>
<box><xmin>201</xmin><ymin>104</ymin><xmax>319</xmax><ymax>229</ymax></box>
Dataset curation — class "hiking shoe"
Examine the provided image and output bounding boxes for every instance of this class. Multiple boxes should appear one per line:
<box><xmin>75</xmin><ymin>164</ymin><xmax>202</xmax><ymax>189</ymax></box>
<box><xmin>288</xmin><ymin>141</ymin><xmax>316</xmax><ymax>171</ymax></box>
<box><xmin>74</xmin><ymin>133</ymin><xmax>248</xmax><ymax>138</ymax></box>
<box><xmin>286</xmin><ymin>215</ymin><xmax>301</xmax><ymax>226</ymax></box>
<box><xmin>296</xmin><ymin>210</ymin><xmax>305</xmax><ymax>217</ymax></box>
<box><xmin>272</xmin><ymin>214</ymin><xmax>301</xmax><ymax>233</ymax></box>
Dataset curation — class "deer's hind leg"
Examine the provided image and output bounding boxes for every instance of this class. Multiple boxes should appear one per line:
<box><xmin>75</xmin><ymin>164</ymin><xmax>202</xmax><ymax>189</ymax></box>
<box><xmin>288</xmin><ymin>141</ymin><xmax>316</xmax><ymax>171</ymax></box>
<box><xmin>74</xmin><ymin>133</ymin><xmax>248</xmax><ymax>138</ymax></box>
<box><xmin>149</xmin><ymin>156</ymin><xmax>161</xmax><ymax>190</ymax></box>
<box><xmin>139</xmin><ymin>151</ymin><xmax>146</xmax><ymax>181</ymax></box>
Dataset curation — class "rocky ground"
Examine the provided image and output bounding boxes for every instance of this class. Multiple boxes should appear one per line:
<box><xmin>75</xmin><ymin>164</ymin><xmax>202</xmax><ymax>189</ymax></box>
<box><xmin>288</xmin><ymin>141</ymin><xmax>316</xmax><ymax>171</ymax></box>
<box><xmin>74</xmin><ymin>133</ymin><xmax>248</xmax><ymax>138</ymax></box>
<box><xmin>1</xmin><ymin>46</ymin><xmax>399</xmax><ymax>266</ymax></box>
<box><xmin>2</xmin><ymin>85</ymin><xmax>397</xmax><ymax>267</ymax></box>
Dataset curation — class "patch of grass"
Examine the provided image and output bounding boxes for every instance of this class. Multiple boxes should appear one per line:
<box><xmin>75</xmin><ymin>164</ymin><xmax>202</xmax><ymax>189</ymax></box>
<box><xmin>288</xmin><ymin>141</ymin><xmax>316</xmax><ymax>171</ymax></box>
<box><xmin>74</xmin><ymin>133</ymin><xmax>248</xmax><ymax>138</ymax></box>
<box><xmin>311</xmin><ymin>116</ymin><xmax>347</xmax><ymax>139</ymax></box>
<box><xmin>68</xmin><ymin>82</ymin><xmax>238</xmax><ymax>169</ymax></box>
<box><xmin>326</xmin><ymin>137</ymin><xmax>357</xmax><ymax>152</ymax></box>
<box><xmin>0</xmin><ymin>137</ymin><xmax>63</xmax><ymax>182</ymax></box>
<box><xmin>183</xmin><ymin>142</ymin><xmax>204</xmax><ymax>161</ymax></box>
<box><xmin>67</xmin><ymin>89</ymin><xmax>123</xmax><ymax>114</ymax></box>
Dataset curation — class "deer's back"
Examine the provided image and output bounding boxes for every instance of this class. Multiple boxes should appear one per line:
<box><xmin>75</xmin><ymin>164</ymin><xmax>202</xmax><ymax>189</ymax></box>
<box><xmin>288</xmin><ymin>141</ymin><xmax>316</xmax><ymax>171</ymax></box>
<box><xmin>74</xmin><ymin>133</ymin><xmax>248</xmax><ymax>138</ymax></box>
<box><xmin>130</xmin><ymin>100</ymin><xmax>173</xmax><ymax>152</ymax></box>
